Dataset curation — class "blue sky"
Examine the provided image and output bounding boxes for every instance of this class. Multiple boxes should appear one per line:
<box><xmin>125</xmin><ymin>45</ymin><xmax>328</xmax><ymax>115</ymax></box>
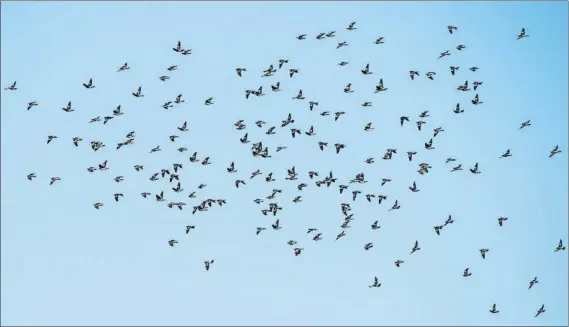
<box><xmin>1</xmin><ymin>1</ymin><xmax>567</xmax><ymax>326</ymax></box>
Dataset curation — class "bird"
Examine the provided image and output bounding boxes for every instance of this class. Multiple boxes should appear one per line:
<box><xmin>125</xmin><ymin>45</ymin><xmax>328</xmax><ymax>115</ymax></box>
<box><xmin>369</xmin><ymin>276</ymin><xmax>381</xmax><ymax>288</ymax></box>
<box><xmin>498</xmin><ymin>217</ymin><xmax>508</xmax><ymax>226</ymax></box>
<box><xmin>132</xmin><ymin>86</ymin><xmax>144</xmax><ymax>97</ymax></box>
<box><xmin>235</xmin><ymin>68</ymin><xmax>247</xmax><ymax>77</ymax></box>
<box><xmin>4</xmin><ymin>81</ymin><xmax>17</xmax><ymax>91</ymax></box>
<box><xmin>453</xmin><ymin>103</ymin><xmax>464</xmax><ymax>114</ymax></box>
<box><xmin>112</xmin><ymin>105</ymin><xmax>123</xmax><ymax>116</ymax></box>
<box><xmin>489</xmin><ymin>304</ymin><xmax>499</xmax><ymax>314</ymax></box>
<box><xmin>204</xmin><ymin>260</ymin><xmax>214</xmax><ymax>271</ymax></box>
<box><xmin>424</xmin><ymin>138</ymin><xmax>434</xmax><ymax>150</ymax></box>
<box><xmin>361</xmin><ymin>64</ymin><xmax>373</xmax><ymax>75</ymax></box>
<box><xmin>410</xmin><ymin>241</ymin><xmax>420</xmax><ymax>254</ymax></box>
<box><xmin>47</xmin><ymin>135</ymin><xmax>58</xmax><ymax>144</ymax></box>
<box><xmin>457</xmin><ymin>80</ymin><xmax>470</xmax><ymax>91</ymax></box>
<box><xmin>256</xmin><ymin>227</ymin><xmax>266</xmax><ymax>235</ymax></box>
<box><xmin>173</xmin><ymin>41</ymin><xmax>184</xmax><ymax>52</ymax></box>
<box><xmin>278</xmin><ymin>59</ymin><xmax>289</xmax><ymax>69</ymax></box>
<box><xmin>499</xmin><ymin>149</ymin><xmax>512</xmax><ymax>158</ymax></box>
<box><xmin>27</xmin><ymin>101</ymin><xmax>39</xmax><ymax>110</ymax></box>
<box><xmin>117</xmin><ymin>63</ymin><xmax>129</xmax><ymax>72</ymax></box>
<box><xmin>174</xmin><ymin>94</ymin><xmax>185</xmax><ymax>104</ymax></box>
<box><xmin>371</xmin><ymin>221</ymin><xmax>381</xmax><ymax>230</ymax></box>
<box><xmin>177</xmin><ymin>121</ymin><xmax>188</xmax><ymax>132</ymax></box>
<box><xmin>520</xmin><ymin>120</ymin><xmax>531</xmax><ymax>129</ymax></box>
<box><xmin>554</xmin><ymin>239</ymin><xmax>566</xmax><ymax>252</ymax></box>
<box><xmin>409</xmin><ymin>181</ymin><xmax>419</xmax><ymax>192</ymax></box>
<box><xmin>463</xmin><ymin>268</ymin><xmax>472</xmax><ymax>277</ymax></box>
<box><xmin>308</xmin><ymin>101</ymin><xmax>319</xmax><ymax>111</ymax></box>
<box><xmin>114</xmin><ymin>193</ymin><xmax>123</xmax><ymax>202</ymax></box>
<box><xmin>528</xmin><ymin>277</ymin><xmax>539</xmax><ymax>290</ymax></box>
<box><xmin>62</xmin><ymin>101</ymin><xmax>74</xmax><ymax>112</ymax></box>
<box><xmin>434</xmin><ymin>225</ymin><xmax>443</xmax><ymax>235</ymax></box>
<box><xmin>82</xmin><ymin>78</ymin><xmax>95</xmax><ymax>89</ymax></box>
<box><xmin>517</xmin><ymin>28</ymin><xmax>529</xmax><ymax>40</ymax></box>
<box><xmin>549</xmin><ymin>145</ymin><xmax>561</xmax><ymax>158</ymax></box>
<box><xmin>433</xmin><ymin>127</ymin><xmax>444</xmax><ymax>137</ymax></box>
<box><xmin>479</xmin><ymin>248</ymin><xmax>490</xmax><ymax>259</ymax></box>
<box><xmin>72</xmin><ymin>137</ymin><xmax>82</xmax><ymax>147</ymax></box>
<box><xmin>473</xmin><ymin>81</ymin><xmax>483</xmax><ymax>90</ymax></box>
<box><xmin>470</xmin><ymin>163</ymin><xmax>481</xmax><ymax>174</ymax></box>
<box><xmin>293</xmin><ymin>89</ymin><xmax>305</xmax><ymax>100</ymax></box>
<box><xmin>447</xmin><ymin>25</ymin><xmax>458</xmax><ymax>34</ymax></box>
<box><xmin>534</xmin><ymin>305</ymin><xmax>545</xmax><ymax>318</ymax></box>
<box><xmin>375</xmin><ymin>79</ymin><xmax>388</xmax><ymax>92</ymax></box>
<box><xmin>289</xmin><ymin>68</ymin><xmax>299</xmax><ymax>78</ymax></box>
<box><xmin>450</xmin><ymin>66</ymin><xmax>459</xmax><ymax>75</ymax></box>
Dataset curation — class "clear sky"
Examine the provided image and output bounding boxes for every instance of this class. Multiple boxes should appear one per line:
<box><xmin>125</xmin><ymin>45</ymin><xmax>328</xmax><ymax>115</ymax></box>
<box><xmin>1</xmin><ymin>1</ymin><xmax>567</xmax><ymax>326</ymax></box>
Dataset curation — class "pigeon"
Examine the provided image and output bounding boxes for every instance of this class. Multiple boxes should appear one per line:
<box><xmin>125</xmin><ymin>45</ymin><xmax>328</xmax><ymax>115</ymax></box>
<box><xmin>82</xmin><ymin>78</ymin><xmax>95</xmax><ymax>89</ymax></box>
<box><xmin>517</xmin><ymin>28</ymin><xmax>529</xmax><ymax>40</ymax></box>
<box><xmin>528</xmin><ymin>277</ymin><xmax>539</xmax><ymax>290</ymax></box>
<box><xmin>554</xmin><ymin>239</ymin><xmax>566</xmax><ymax>252</ymax></box>
<box><xmin>368</xmin><ymin>276</ymin><xmax>381</xmax><ymax>288</ymax></box>
<box><xmin>534</xmin><ymin>305</ymin><xmax>545</xmax><ymax>318</ymax></box>
<box><xmin>489</xmin><ymin>304</ymin><xmax>499</xmax><ymax>314</ymax></box>
<box><xmin>4</xmin><ymin>81</ymin><xmax>17</xmax><ymax>91</ymax></box>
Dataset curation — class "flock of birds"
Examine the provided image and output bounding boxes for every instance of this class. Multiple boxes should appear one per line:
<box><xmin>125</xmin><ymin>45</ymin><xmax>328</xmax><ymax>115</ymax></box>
<box><xmin>7</xmin><ymin>23</ymin><xmax>566</xmax><ymax>320</ymax></box>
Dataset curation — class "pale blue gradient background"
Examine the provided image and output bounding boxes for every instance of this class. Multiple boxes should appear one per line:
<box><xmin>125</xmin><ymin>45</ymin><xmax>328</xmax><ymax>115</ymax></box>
<box><xmin>1</xmin><ymin>1</ymin><xmax>567</xmax><ymax>326</ymax></box>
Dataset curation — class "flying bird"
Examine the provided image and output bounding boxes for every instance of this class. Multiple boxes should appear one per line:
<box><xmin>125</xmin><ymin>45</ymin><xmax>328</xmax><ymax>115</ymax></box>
<box><xmin>369</xmin><ymin>276</ymin><xmax>381</xmax><ymax>288</ymax></box>
<box><xmin>4</xmin><ymin>81</ymin><xmax>17</xmax><ymax>91</ymax></box>
<box><xmin>173</xmin><ymin>41</ymin><xmax>184</xmax><ymax>52</ymax></box>
<box><xmin>82</xmin><ymin>78</ymin><xmax>95</xmax><ymax>89</ymax></box>
<box><xmin>528</xmin><ymin>277</ymin><xmax>539</xmax><ymax>290</ymax></box>
<box><xmin>534</xmin><ymin>305</ymin><xmax>545</xmax><ymax>318</ymax></box>
<box><xmin>549</xmin><ymin>145</ymin><xmax>561</xmax><ymax>158</ymax></box>
<box><xmin>489</xmin><ymin>304</ymin><xmax>499</xmax><ymax>314</ymax></box>
<box><xmin>554</xmin><ymin>239</ymin><xmax>566</xmax><ymax>252</ymax></box>
<box><xmin>517</xmin><ymin>28</ymin><xmax>529</xmax><ymax>40</ymax></box>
